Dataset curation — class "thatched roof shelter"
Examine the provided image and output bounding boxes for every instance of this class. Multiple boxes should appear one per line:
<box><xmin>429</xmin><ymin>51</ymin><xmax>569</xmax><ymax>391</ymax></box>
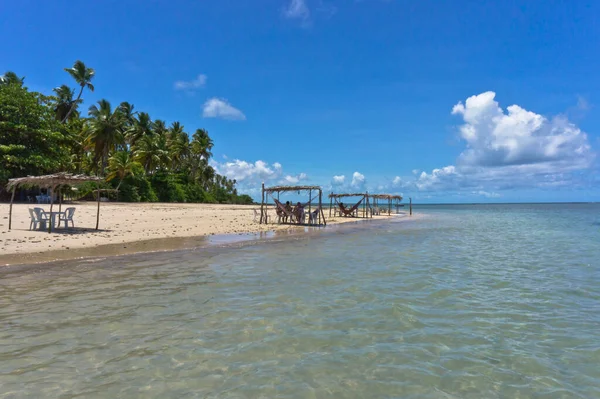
<box><xmin>263</xmin><ymin>185</ymin><xmax>321</xmax><ymax>193</ymax></box>
<box><xmin>6</xmin><ymin>173</ymin><xmax>102</xmax><ymax>190</ymax></box>
<box><xmin>369</xmin><ymin>193</ymin><xmax>403</xmax><ymax>215</ymax></box>
<box><xmin>260</xmin><ymin>184</ymin><xmax>326</xmax><ymax>226</ymax></box>
<box><xmin>6</xmin><ymin>172</ymin><xmax>104</xmax><ymax>233</ymax></box>
<box><xmin>328</xmin><ymin>192</ymin><xmax>372</xmax><ymax>218</ymax></box>
<box><xmin>328</xmin><ymin>193</ymin><xmax>368</xmax><ymax>198</ymax></box>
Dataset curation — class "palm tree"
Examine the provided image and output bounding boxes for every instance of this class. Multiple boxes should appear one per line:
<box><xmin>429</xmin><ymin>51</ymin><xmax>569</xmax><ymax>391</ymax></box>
<box><xmin>0</xmin><ymin>71</ymin><xmax>24</xmax><ymax>86</ymax></box>
<box><xmin>118</xmin><ymin>102</ymin><xmax>137</xmax><ymax>125</ymax></box>
<box><xmin>106</xmin><ymin>151</ymin><xmax>140</xmax><ymax>190</ymax></box>
<box><xmin>191</xmin><ymin>128</ymin><xmax>214</xmax><ymax>160</ymax></box>
<box><xmin>168</xmin><ymin>122</ymin><xmax>190</xmax><ymax>171</ymax></box>
<box><xmin>52</xmin><ymin>85</ymin><xmax>82</xmax><ymax>121</ymax></box>
<box><xmin>86</xmin><ymin>99</ymin><xmax>126</xmax><ymax>174</ymax></box>
<box><xmin>62</xmin><ymin>60</ymin><xmax>95</xmax><ymax>123</ymax></box>
<box><xmin>133</xmin><ymin>134</ymin><xmax>171</xmax><ymax>175</ymax></box>
<box><xmin>153</xmin><ymin>119</ymin><xmax>168</xmax><ymax>137</ymax></box>
<box><xmin>126</xmin><ymin>112</ymin><xmax>152</xmax><ymax>146</ymax></box>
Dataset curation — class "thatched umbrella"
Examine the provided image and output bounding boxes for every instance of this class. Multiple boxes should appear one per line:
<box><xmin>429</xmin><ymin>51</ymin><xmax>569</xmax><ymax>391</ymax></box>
<box><xmin>261</xmin><ymin>184</ymin><xmax>326</xmax><ymax>226</ymax></box>
<box><xmin>328</xmin><ymin>192</ymin><xmax>372</xmax><ymax>218</ymax></box>
<box><xmin>6</xmin><ymin>172</ymin><xmax>103</xmax><ymax>233</ymax></box>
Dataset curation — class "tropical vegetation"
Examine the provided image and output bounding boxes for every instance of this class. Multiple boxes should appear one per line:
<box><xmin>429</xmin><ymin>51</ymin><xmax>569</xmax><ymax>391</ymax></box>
<box><xmin>0</xmin><ymin>61</ymin><xmax>252</xmax><ymax>204</ymax></box>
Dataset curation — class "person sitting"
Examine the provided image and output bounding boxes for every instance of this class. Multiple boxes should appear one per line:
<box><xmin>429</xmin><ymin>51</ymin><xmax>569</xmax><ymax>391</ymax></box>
<box><xmin>338</xmin><ymin>201</ymin><xmax>347</xmax><ymax>216</ymax></box>
<box><xmin>293</xmin><ymin>202</ymin><xmax>305</xmax><ymax>224</ymax></box>
<box><xmin>283</xmin><ymin>201</ymin><xmax>292</xmax><ymax>223</ymax></box>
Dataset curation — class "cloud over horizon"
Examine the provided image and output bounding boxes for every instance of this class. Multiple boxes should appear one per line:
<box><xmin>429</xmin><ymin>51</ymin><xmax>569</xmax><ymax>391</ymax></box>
<box><xmin>351</xmin><ymin>171</ymin><xmax>366</xmax><ymax>189</ymax></box>
<box><xmin>332</xmin><ymin>175</ymin><xmax>345</xmax><ymax>185</ymax></box>
<box><xmin>397</xmin><ymin>91</ymin><xmax>596</xmax><ymax>195</ymax></box>
<box><xmin>211</xmin><ymin>159</ymin><xmax>308</xmax><ymax>195</ymax></box>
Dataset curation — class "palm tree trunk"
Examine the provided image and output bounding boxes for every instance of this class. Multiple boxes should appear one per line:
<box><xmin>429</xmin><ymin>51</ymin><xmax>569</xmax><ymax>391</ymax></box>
<box><xmin>61</xmin><ymin>85</ymin><xmax>84</xmax><ymax>123</ymax></box>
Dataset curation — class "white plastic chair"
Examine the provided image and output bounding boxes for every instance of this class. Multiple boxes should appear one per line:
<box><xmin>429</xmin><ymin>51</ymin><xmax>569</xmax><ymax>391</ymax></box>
<box><xmin>308</xmin><ymin>210</ymin><xmax>319</xmax><ymax>225</ymax></box>
<box><xmin>31</xmin><ymin>208</ymin><xmax>49</xmax><ymax>230</ymax></box>
<box><xmin>59</xmin><ymin>207</ymin><xmax>76</xmax><ymax>228</ymax></box>
<box><xmin>28</xmin><ymin>208</ymin><xmax>46</xmax><ymax>230</ymax></box>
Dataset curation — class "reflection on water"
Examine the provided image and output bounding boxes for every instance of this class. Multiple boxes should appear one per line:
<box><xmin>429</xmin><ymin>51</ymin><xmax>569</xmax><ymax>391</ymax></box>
<box><xmin>1</xmin><ymin>204</ymin><xmax>600</xmax><ymax>398</ymax></box>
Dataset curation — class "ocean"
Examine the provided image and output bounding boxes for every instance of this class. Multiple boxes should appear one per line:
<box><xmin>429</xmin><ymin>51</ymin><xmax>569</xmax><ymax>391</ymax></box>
<box><xmin>1</xmin><ymin>204</ymin><xmax>599</xmax><ymax>398</ymax></box>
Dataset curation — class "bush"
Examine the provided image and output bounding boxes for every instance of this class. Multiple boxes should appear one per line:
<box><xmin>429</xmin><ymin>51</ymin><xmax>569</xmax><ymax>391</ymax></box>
<box><xmin>150</xmin><ymin>173</ymin><xmax>186</xmax><ymax>202</ymax></box>
<box><xmin>121</xmin><ymin>174</ymin><xmax>157</xmax><ymax>202</ymax></box>
<box><xmin>116</xmin><ymin>181</ymin><xmax>141</xmax><ymax>202</ymax></box>
<box><xmin>184</xmin><ymin>183</ymin><xmax>207</xmax><ymax>203</ymax></box>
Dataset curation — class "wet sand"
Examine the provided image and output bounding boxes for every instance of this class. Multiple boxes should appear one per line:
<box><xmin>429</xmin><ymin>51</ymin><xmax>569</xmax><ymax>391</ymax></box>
<box><xmin>0</xmin><ymin>202</ymin><xmax>395</xmax><ymax>266</ymax></box>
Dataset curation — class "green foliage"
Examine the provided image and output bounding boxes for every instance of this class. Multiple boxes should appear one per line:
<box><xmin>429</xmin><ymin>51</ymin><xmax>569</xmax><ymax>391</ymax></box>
<box><xmin>233</xmin><ymin>194</ymin><xmax>255</xmax><ymax>205</ymax></box>
<box><xmin>1</xmin><ymin>63</ymin><xmax>252</xmax><ymax>204</ymax></box>
<box><xmin>122</xmin><ymin>174</ymin><xmax>158</xmax><ymax>202</ymax></box>
<box><xmin>0</xmin><ymin>83</ymin><xmax>72</xmax><ymax>188</ymax></box>
<box><xmin>150</xmin><ymin>173</ymin><xmax>187</xmax><ymax>202</ymax></box>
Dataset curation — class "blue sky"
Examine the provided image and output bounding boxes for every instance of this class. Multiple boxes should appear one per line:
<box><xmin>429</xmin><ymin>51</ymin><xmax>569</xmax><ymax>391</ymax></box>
<box><xmin>3</xmin><ymin>0</ymin><xmax>599</xmax><ymax>202</ymax></box>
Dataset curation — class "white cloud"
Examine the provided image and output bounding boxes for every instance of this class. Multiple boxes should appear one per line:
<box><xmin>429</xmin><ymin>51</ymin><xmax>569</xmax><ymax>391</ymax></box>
<box><xmin>411</xmin><ymin>169</ymin><xmax>420</xmax><ymax>175</ymax></box>
<box><xmin>392</xmin><ymin>176</ymin><xmax>402</xmax><ymax>186</ymax></box>
<box><xmin>351</xmin><ymin>171</ymin><xmax>366</xmax><ymax>188</ymax></box>
<box><xmin>202</xmin><ymin>98</ymin><xmax>246</xmax><ymax>121</ymax></box>
<box><xmin>283</xmin><ymin>172</ymin><xmax>308</xmax><ymax>184</ymax></box>
<box><xmin>414</xmin><ymin>166</ymin><xmax>462</xmax><ymax>191</ymax></box>
<box><xmin>473</xmin><ymin>191</ymin><xmax>501</xmax><ymax>198</ymax></box>
<box><xmin>332</xmin><ymin>175</ymin><xmax>345</xmax><ymax>185</ymax></box>
<box><xmin>283</xmin><ymin>0</ymin><xmax>310</xmax><ymax>20</ymax></box>
<box><xmin>212</xmin><ymin>160</ymin><xmax>278</xmax><ymax>183</ymax></box>
<box><xmin>211</xmin><ymin>159</ymin><xmax>307</xmax><ymax>196</ymax></box>
<box><xmin>405</xmin><ymin>91</ymin><xmax>596</xmax><ymax>195</ymax></box>
<box><xmin>452</xmin><ymin>91</ymin><xmax>592</xmax><ymax>170</ymax></box>
<box><xmin>174</xmin><ymin>74</ymin><xmax>207</xmax><ymax>91</ymax></box>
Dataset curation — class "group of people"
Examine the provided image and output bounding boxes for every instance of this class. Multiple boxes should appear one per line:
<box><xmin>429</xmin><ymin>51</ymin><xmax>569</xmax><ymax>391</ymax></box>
<box><xmin>277</xmin><ymin>200</ymin><xmax>320</xmax><ymax>224</ymax></box>
<box><xmin>283</xmin><ymin>201</ymin><xmax>304</xmax><ymax>223</ymax></box>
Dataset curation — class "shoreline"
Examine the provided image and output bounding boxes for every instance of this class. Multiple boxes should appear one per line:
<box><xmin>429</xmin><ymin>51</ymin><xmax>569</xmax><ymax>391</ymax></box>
<box><xmin>0</xmin><ymin>202</ymin><xmax>407</xmax><ymax>267</ymax></box>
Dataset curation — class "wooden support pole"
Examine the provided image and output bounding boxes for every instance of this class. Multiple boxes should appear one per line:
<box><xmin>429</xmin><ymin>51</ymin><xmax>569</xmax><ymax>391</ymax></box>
<box><xmin>8</xmin><ymin>186</ymin><xmax>16</xmax><ymax>230</ymax></box>
<box><xmin>308</xmin><ymin>189</ymin><xmax>312</xmax><ymax>222</ymax></box>
<box><xmin>95</xmin><ymin>183</ymin><xmax>101</xmax><ymax>230</ymax></box>
<box><xmin>260</xmin><ymin>183</ymin><xmax>265</xmax><ymax>224</ymax></box>
<box><xmin>58</xmin><ymin>186</ymin><xmax>62</xmax><ymax>213</ymax></box>
<box><xmin>329</xmin><ymin>193</ymin><xmax>332</xmax><ymax>217</ymax></box>
<box><xmin>48</xmin><ymin>185</ymin><xmax>55</xmax><ymax>233</ymax></box>
<box><xmin>410</xmin><ymin>197</ymin><xmax>412</xmax><ymax>216</ymax></box>
<box><xmin>319</xmin><ymin>190</ymin><xmax>326</xmax><ymax>226</ymax></box>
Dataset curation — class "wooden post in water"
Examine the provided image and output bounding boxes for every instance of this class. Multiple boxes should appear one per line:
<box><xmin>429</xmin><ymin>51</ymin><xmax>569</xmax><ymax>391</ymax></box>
<box><xmin>319</xmin><ymin>189</ymin><xmax>326</xmax><ymax>226</ymax></box>
<box><xmin>410</xmin><ymin>197</ymin><xmax>412</xmax><ymax>216</ymax></box>
<box><xmin>308</xmin><ymin>189</ymin><xmax>312</xmax><ymax>224</ymax></box>
<box><xmin>8</xmin><ymin>186</ymin><xmax>16</xmax><ymax>230</ymax></box>
<box><xmin>260</xmin><ymin>183</ymin><xmax>265</xmax><ymax>224</ymax></box>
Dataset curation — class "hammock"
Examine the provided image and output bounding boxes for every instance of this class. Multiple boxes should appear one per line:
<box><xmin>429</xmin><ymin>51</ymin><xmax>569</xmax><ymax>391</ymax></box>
<box><xmin>339</xmin><ymin>198</ymin><xmax>364</xmax><ymax>217</ymax></box>
<box><xmin>273</xmin><ymin>198</ymin><xmax>296</xmax><ymax>223</ymax></box>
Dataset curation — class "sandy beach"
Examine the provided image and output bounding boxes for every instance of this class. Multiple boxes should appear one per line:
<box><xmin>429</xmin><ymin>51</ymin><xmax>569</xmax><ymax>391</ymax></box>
<box><xmin>0</xmin><ymin>202</ymin><xmax>394</xmax><ymax>266</ymax></box>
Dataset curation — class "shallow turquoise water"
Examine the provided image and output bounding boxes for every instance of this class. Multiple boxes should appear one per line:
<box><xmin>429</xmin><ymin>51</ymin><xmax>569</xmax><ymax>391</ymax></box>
<box><xmin>1</xmin><ymin>204</ymin><xmax>599</xmax><ymax>398</ymax></box>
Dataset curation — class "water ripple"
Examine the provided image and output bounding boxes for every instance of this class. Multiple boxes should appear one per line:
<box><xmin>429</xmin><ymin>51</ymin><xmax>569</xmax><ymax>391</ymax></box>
<box><xmin>1</xmin><ymin>204</ymin><xmax>599</xmax><ymax>398</ymax></box>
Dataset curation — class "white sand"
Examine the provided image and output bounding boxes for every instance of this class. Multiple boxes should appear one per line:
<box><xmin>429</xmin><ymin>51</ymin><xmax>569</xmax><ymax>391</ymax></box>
<box><xmin>0</xmin><ymin>202</ymin><xmax>391</xmax><ymax>265</ymax></box>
